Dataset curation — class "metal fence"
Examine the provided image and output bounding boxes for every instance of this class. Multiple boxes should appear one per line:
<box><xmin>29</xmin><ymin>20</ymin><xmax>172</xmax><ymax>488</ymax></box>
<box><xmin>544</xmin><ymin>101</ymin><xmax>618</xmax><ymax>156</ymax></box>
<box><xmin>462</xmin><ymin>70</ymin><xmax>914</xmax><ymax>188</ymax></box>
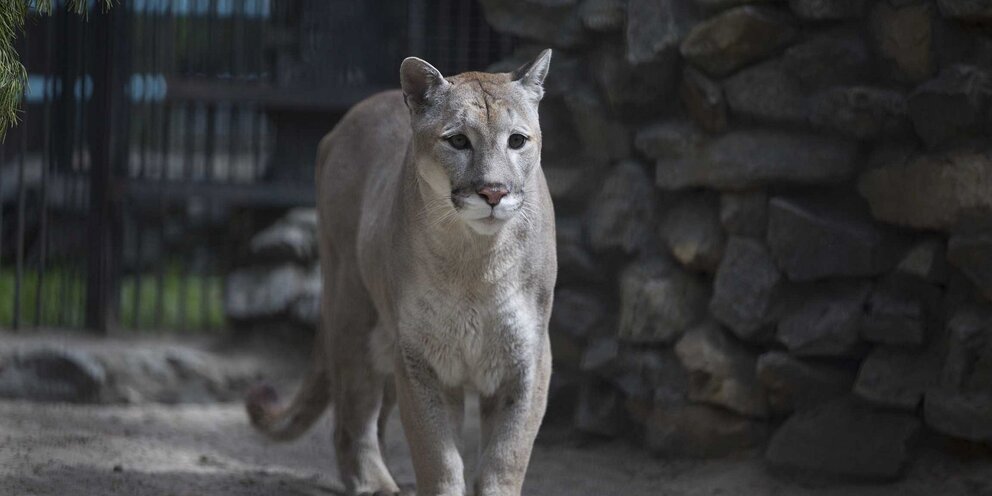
<box><xmin>0</xmin><ymin>0</ymin><xmax>512</xmax><ymax>333</ymax></box>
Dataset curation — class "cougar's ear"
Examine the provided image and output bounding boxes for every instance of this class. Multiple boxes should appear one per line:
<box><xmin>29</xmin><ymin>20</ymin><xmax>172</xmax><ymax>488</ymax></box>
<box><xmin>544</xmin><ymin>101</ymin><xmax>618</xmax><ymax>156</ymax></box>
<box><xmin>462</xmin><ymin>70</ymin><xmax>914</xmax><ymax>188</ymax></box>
<box><xmin>512</xmin><ymin>49</ymin><xmax>552</xmax><ymax>101</ymax></box>
<box><xmin>400</xmin><ymin>57</ymin><xmax>448</xmax><ymax>110</ymax></box>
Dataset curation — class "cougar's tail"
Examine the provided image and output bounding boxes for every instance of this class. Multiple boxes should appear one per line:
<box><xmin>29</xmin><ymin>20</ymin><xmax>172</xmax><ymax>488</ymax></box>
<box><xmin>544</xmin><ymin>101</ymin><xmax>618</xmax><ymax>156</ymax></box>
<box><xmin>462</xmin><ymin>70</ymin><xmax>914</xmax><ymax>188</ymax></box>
<box><xmin>245</xmin><ymin>347</ymin><xmax>332</xmax><ymax>441</ymax></box>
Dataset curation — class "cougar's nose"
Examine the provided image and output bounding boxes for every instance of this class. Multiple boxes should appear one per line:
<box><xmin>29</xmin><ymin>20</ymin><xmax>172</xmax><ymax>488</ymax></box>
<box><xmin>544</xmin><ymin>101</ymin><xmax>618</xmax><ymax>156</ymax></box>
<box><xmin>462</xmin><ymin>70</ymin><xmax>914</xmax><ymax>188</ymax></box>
<box><xmin>477</xmin><ymin>183</ymin><xmax>509</xmax><ymax>206</ymax></box>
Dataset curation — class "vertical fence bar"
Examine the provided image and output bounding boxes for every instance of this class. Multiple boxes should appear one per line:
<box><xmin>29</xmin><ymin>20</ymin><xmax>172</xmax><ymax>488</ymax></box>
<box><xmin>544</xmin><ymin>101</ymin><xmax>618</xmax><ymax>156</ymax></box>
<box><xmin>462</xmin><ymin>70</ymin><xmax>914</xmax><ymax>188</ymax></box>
<box><xmin>14</xmin><ymin>111</ymin><xmax>28</xmax><ymax>331</ymax></box>
<box><xmin>35</xmin><ymin>15</ymin><xmax>56</xmax><ymax>328</ymax></box>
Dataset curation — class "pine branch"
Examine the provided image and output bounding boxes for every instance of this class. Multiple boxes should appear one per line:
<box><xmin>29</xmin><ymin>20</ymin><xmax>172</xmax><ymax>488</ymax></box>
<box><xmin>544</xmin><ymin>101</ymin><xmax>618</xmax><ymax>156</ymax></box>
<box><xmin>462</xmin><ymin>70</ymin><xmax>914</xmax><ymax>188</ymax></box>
<box><xmin>0</xmin><ymin>0</ymin><xmax>115</xmax><ymax>139</ymax></box>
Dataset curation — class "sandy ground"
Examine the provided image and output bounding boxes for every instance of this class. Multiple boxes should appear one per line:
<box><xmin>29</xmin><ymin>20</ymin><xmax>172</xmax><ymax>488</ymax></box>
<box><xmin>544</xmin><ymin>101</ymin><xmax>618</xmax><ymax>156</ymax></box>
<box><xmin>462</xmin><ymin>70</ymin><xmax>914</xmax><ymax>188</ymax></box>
<box><xmin>2</xmin><ymin>397</ymin><xmax>991</xmax><ymax>496</ymax></box>
<box><xmin>1</xmin><ymin>332</ymin><xmax>990</xmax><ymax>495</ymax></box>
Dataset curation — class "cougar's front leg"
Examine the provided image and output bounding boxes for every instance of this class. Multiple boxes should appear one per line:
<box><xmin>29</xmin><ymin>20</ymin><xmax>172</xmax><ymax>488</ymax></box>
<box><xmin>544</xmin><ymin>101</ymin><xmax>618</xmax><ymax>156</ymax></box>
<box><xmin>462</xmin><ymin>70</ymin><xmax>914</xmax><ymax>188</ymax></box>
<box><xmin>474</xmin><ymin>335</ymin><xmax>551</xmax><ymax>496</ymax></box>
<box><xmin>394</xmin><ymin>347</ymin><xmax>466</xmax><ymax>496</ymax></box>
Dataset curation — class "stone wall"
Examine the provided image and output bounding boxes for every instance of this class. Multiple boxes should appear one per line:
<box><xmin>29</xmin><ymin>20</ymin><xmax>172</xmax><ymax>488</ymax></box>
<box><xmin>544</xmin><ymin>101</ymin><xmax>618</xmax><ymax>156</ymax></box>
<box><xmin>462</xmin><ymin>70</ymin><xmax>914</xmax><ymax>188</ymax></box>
<box><xmin>480</xmin><ymin>0</ymin><xmax>992</xmax><ymax>480</ymax></box>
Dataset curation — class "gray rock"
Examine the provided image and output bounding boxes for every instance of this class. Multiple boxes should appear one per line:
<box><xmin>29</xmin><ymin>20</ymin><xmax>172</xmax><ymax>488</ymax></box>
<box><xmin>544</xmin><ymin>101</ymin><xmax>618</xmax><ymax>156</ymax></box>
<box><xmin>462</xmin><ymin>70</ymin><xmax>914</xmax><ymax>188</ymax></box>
<box><xmin>723</xmin><ymin>59</ymin><xmax>808</xmax><ymax>125</ymax></box>
<box><xmin>674</xmin><ymin>320</ymin><xmax>770</xmax><ymax>417</ymax></box>
<box><xmin>766</xmin><ymin>196</ymin><xmax>900</xmax><ymax>281</ymax></box>
<box><xmin>641</xmin><ymin>402</ymin><xmax>770</xmax><ymax>457</ymax></box>
<box><xmin>655</xmin><ymin>130</ymin><xmax>858</xmax><ymax>190</ymax></box>
<box><xmin>897</xmin><ymin>238</ymin><xmax>949</xmax><ymax>284</ymax></box>
<box><xmin>948</xmin><ymin>233</ymin><xmax>992</xmax><ymax>302</ymax></box>
<box><xmin>720</xmin><ymin>190</ymin><xmax>768</xmax><ymax>238</ymax></box>
<box><xmin>680</xmin><ymin>66</ymin><xmax>728</xmax><ymax>133</ymax></box>
<box><xmin>574</xmin><ymin>379</ymin><xmax>626</xmax><ymax>437</ymax></box>
<box><xmin>908</xmin><ymin>65</ymin><xmax>991</xmax><ymax>149</ymax></box>
<box><xmin>555</xmin><ymin>218</ymin><xmax>607</xmax><ymax>285</ymax></box>
<box><xmin>810</xmin><ymin>87</ymin><xmax>911</xmax><ymax>140</ymax></box>
<box><xmin>626</xmin><ymin>0</ymin><xmax>700</xmax><ymax>65</ymax></box>
<box><xmin>562</xmin><ymin>84</ymin><xmax>633</xmax><ymax>163</ymax></box>
<box><xmin>679</xmin><ymin>6</ymin><xmax>797</xmax><ymax>77</ymax></box>
<box><xmin>659</xmin><ymin>193</ymin><xmax>726</xmax><ymax>272</ymax></box>
<box><xmin>924</xmin><ymin>390</ymin><xmax>992</xmax><ymax>443</ymax></box>
<box><xmin>869</xmin><ymin>1</ymin><xmax>936</xmax><ymax>83</ymax></box>
<box><xmin>692</xmin><ymin>0</ymin><xmax>776</xmax><ymax>11</ymax></box>
<box><xmin>591</xmin><ymin>41</ymin><xmax>678</xmax><ymax>114</ymax></box>
<box><xmin>777</xmin><ymin>281</ymin><xmax>870</xmax><ymax>357</ymax></box>
<box><xmin>862</xmin><ymin>276</ymin><xmax>941</xmax><ymax>346</ymax></box>
<box><xmin>0</xmin><ymin>348</ymin><xmax>105</xmax><ymax>403</ymax></box>
<box><xmin>579</xmin><ymin>337</ymin><xmax>620</xmax><ymax>376</ymax></box>
<box><xmin>634</xmin><ymin>120</ymin><xmax>706</xmax><ymax>160</ymax></box>
<box><xmin>940</xmin><ymin>304</ymin><xmax>992</xmax><ymax>391</ymax></box>
<box><xmin>552</xmin><ymin>288</ymin><xmax>608</xmax><ymax>341</ymax></box>
<box><xmin>585</xmin><ymin>161</ymin><xmax>657</xmax><ymax>254</ymax></box>
<box><xmin>756</xmin><ymin>351</ymin><xmax>854</xmax><ymax>415</ymax></box>
<box><xmin>224</xmin><ymin>263</ymin><xmax>312</xmax><ymax>320</ymax></box>
<box><xmin>782</xmin><ymin>28</ymin><xmax>871</xmax><ymax>90</ymax></box>
<box><xmin>854</xmin><ymin>345</ymin><xmax>941</xmax><ymax>411</ymax></box>
<box><xmin>788</xmin><ymin>0</ymin><xmax>865</xmax><ymax>18</ymax></box>
<box><xmin>857</xmin><ymin>149</ymin><xmax>992</xmax><ymax>231</ymax></box>
<box><xmin>612</xmin><ymin>348</ymin><xmax>689</xmax><ymax>402</ymax></box>
<box><xmin>618</xmin><ymin>258</ymin><xmax>709</xmax><ymax>344</ymax></box>
<box><xmin>249</xmin><ymin>210</ymin><xmax>318</xmax><ymax>263</ymax></box>
<box><xmin>580</xmin><ymin>0</ymin><xmax>626</xmax><ymax>31</ymax></box>
<box><xmin>478</xmin><ymin>0</ymin><xmax>586</xmax><ymax>47</ymax></box>
<box><xmin>289</xmin><ymin>293</ymin><xmax>320</xmax><ymax>328</ymax></box>
<box><xmin>937</xmin><ymin>0</ymin><xmax>992</xmax><ymax>20</ymax></box>
<box><xmin>710</xmin><ymin>237</ymin><xmax>785</xmax><ymax>340</ymax></box>
<box><xmin>765</xmin><ymin>398</ymin><xmax>922</xmax><ymax>481</ymax></box>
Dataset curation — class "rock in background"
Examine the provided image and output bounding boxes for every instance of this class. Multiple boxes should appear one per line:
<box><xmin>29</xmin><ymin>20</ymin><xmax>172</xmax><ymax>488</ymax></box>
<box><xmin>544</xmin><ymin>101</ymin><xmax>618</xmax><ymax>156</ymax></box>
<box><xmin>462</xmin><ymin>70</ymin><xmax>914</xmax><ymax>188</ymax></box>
<box><xmin>472</xmin><ymin>0</ymin><xmax>992</xmax><ymax>481</ymax></box>
<box><xmin>221</xmin><ymin>0</ymin><xmax>992</xmax><ymax>481</ymax></box>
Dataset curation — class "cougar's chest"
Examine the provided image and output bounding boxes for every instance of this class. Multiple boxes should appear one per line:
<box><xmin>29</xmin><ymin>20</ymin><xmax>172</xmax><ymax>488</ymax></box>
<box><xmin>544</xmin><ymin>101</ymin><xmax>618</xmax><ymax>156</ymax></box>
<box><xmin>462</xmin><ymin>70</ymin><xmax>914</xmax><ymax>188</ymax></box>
<box><xmin>399</xmin><ymin>283</ymin><xmax>538</xmax><ymax>396</ymax></box>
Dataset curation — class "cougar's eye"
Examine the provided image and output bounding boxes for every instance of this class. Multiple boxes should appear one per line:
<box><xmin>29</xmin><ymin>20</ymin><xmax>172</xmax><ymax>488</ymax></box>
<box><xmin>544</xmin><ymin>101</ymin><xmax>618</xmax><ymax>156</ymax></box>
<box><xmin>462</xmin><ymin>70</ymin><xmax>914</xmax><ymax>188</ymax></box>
<box><xmin>447</xmin><ymin>134</ymin><xmax>471</xmax><ymax>150</ymax></box>
<box><xmin>508</xmin><ymin>133</ymin><xmax>527</xmax><ymax>150</ymax></box>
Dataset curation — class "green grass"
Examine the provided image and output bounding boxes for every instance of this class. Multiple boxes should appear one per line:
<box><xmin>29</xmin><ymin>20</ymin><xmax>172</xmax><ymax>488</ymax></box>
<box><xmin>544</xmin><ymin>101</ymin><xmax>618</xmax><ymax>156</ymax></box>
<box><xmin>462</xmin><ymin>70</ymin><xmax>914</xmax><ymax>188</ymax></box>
<box><xmin>0</xmin><ymin>263</ymin><xmax>224</xmax><ymax>331</ymax></box>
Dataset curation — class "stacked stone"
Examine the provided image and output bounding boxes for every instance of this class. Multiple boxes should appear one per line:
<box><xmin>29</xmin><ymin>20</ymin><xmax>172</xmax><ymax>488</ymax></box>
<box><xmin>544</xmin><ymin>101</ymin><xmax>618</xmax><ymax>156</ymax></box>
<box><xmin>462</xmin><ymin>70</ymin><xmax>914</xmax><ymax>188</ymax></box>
<box><xmin>223</xmin><ymin>208</ymin><xmax>322</xmax><ymax>329</ymax></box>
<box><xmin>481</xmin><ymin>0</ymin><xmax>992</xmax><ymax>481</ymax></box>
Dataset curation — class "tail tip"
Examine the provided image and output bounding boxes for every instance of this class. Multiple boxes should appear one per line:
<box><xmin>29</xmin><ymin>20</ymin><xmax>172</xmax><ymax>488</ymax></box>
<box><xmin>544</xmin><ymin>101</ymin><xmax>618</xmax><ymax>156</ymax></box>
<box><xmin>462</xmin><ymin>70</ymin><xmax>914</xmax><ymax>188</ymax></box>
<box><xmin>245</xmin><ymin>382</ymin><xmax>279</xmax><ymax>424</ymax></box>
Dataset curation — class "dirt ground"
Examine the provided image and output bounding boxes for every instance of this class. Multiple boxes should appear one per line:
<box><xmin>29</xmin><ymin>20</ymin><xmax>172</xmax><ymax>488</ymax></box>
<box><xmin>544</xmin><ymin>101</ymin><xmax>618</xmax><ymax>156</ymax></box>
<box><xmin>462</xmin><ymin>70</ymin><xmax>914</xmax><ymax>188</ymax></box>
<box><xmin>1</xmin><ymin>333</ymin><xmax>991</xmax><ymax>495</ymax></box>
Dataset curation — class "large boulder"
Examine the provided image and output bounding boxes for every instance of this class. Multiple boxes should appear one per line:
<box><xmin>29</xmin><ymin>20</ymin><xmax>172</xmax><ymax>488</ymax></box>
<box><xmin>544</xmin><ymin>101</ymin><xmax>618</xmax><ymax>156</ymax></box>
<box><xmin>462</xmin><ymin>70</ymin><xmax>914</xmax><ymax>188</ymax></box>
<box><xmin>936</xmin><ymin>0</ymin><xmax>992</xmax><ymax>21</ymax></box>
<box><xmin>680</xmin><ymin>66</ymin><xmax>728</xmax><ymax>133</ymax></box>
<box><xmin>858</xmin><ymin>148</ymin><xmax>992</xmax><ymax>231</ymax></box>
<box><xmin>635</xmin><ymin>120</ymin><xmax>706</xmax><ymax>160</ymax></box>
<box><xmin>756</xmin><ymin>351</ymin><xmax>854</xmax><ymax>415</ymax></box>
<box><xmin>896</xmin><ymin>237</ymin><xmax>949</xmax><ymax>284</ymax></box>
<box><xmin>719</xmin><ymin>190</ymin><xmax>768</xmax><ymax>238</ymax></box>
<box><xmin>710</xmin><ymin>237</ymin><xmax>785</xmax><ymax>341</ymax></box>
<box><xmin>675</xmin><ymin>321</ymin><xmax>770</xmax><ymax>417</ymax></box>
<box><xmin>765</xmin><ymin>398</ymin><xmax>922</xmax><ymax>481</ymax></box>
<box><xmin>854</xmin><ymin>345</ymin><xmax>941</xmax><ymax>411</ymax></box>
<box><xmin>788</xmin><ymin>0</ymin><xmax>865</xmax><ymax>19</ymax></box>
<box><xmin>908</xmin><ymin>65</ymin><xmax>991</xmax><ymax>149</ymax></box>
<box><xmin>579</xmin><ymin>0</ymin><xmax>626</xmax><ymax>31</ymax></box>
<box><xmin>591</xmin><ymin>41</ymin><xmax>678</xmax><ymax>115</ymax></box>
<box><xmin>249</xmin><ymin>208</ymin><xmax>318</xmax><ymax>263</ymax></box>
<box><xmin>574</xmin><ymin>378</ymin><xmax>626</xmax><ymax>437</ymax></box>
<box><xmin>782</xmin><ymin>27</ymin><xmax>871</xmax><ymax>90</ymax></box>
<box><xmin>585</xmin><ymin>161</ymin><xmax>657</xmax><ymax>254</ymax></box>
<box><xmin>0</xmin><ymin>348</ymin><xmax>105</xmax><ymax>403</ymax></box>
<box><xmin>777</xmin><ymin>281</ymin><xmax>870</xmax><ymax>357</ymax></box>
<box><xmin>562</xmin><ymin>84</ymin><xmax>633</xmax><ymax>163</ymax></box>
<box><xmin>655</xmin><ymin>130</ymin><xmax>858</xmax><ymax>190</ymax></box>
<box><xmin>638</xmin><ymin>401</ymin><xmax>770</xmax><ymax>457</ymax></box>
<box><xmin>224</xmin><ymin>263</ymin><xmax>318</xmax><ymax>321</ymax></box>
<box><xmin>723</xmin><ymin>59</ymin><xmax>808</xmax><ymax>125</ymax></box>
<box><xmin>679</xmin><ymin>6</ymin><xmax>797</xmax><ymax>77</ymax></box>
<box><xmin>551</xmin><ymin>288</ymin><xmax>608</xmax><ymax>341</ymax></box>
<box><xmin>869</xmin><ymin>1</ymin><xmax>936</xmax><ymax>84</ymax></box>
<box><xmin>478</xmin><ymin>0</ymin><xmax>586</xmax><ymax>48</ymax></box>
<box><xmin>923</xmin><ymin>304</ymin><xmax>992</xmax><ymax>442</ymax></box>
<box><xmin>948</xmin><ymin>232</ymin><xmax>992</xmax><ymax>301</ymax></box>
<box><xmin>555</xmin><ymin>218</ymin><xmax>607</xmax><ymax>285</ymax></box>
<box><xmin>659</xmin><ymin>193</ymin><xmax>726</xmax><ymax>272</ymax></box>
<box><xmin>766</xmin><ymin>195</ymin><xmax>901</xmax><ymax>281</ymax></box>
<box><xmin>618</xmin><ymin>258</ymin><xmax>709</xmax><ymax>344</ymax></box>
<box><xmin>861</xmin><ymin>275</ymin><xmax>941</xmax><ymax>346</ymax></box>
<box><xmin>809</xmin><ymin>86</ymin><xmax>911</xmax><ymax>140</ymax></box>
<box><xmin>626</xmin><ymin>0</ymin><xmax>700</xmax><ymax>65</ymax></box>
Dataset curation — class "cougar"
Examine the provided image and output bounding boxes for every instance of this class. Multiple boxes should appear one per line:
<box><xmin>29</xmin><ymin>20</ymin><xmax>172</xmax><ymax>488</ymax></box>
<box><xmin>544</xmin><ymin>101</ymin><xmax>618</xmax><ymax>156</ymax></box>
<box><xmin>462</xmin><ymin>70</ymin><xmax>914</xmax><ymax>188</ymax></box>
<box><xmin>246</xmin><ymin>49</ymin><xmax>556</xmax><ymax>496</ymax></box>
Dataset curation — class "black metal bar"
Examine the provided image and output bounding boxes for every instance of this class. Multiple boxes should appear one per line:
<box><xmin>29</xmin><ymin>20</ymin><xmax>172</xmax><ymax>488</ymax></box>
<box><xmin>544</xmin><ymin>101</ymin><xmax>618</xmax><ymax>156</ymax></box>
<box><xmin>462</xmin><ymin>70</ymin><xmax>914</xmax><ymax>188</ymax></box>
<box><xmin>14</xmin><ymin>106</ymin><xmax>28</xmax><ymax>331</ymax></box>
<box><xmin>35</xmin><ymin>15</ymin><xmax>55</xmax><ymax>328</ymax></box>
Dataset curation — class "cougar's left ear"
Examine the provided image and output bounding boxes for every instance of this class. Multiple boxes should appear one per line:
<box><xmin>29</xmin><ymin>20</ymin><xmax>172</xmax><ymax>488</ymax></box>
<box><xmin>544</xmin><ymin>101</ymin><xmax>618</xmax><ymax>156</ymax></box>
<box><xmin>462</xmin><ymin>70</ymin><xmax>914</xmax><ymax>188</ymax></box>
<box><xmin>512</xmin><ymin>49</ymin><xmax>552</xmax><ymax>101</ymax></box>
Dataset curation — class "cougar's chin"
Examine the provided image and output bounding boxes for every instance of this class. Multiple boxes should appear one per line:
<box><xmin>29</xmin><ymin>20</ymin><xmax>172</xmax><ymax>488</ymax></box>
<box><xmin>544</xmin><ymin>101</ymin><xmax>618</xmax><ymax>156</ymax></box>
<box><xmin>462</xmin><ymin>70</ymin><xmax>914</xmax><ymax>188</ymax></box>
<box><xmin>465</xmin><ymin>215</ymin><xmax>507</xmax><ymax>236</ymax></box>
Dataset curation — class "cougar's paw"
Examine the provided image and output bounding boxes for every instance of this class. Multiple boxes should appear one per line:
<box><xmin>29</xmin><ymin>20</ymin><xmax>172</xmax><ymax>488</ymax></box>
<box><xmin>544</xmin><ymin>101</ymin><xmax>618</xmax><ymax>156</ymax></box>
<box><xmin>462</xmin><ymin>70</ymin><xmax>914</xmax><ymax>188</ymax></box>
<box><xmin>244</xmin><ymin>383</ymin><xmax>279</xmax><ymax>423</ymax></box>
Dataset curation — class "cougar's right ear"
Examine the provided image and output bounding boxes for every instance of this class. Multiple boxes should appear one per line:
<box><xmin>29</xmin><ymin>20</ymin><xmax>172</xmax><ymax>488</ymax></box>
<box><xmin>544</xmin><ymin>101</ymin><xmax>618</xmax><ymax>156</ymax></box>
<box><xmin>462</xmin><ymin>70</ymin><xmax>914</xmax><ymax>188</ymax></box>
<box><xmin>400</xmin><ymin>57</ymin><xmax>448</xmax><ymax>110</ymax></box>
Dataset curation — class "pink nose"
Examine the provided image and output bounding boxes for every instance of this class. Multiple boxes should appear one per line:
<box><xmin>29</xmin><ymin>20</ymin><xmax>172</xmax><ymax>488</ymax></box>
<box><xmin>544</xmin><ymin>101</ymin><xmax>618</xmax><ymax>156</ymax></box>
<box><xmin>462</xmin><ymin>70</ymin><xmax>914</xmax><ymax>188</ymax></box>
<box><xmin>478</xmin><ymin>184</ymin><xmax>509</xmax><ymax>206</ymax></box>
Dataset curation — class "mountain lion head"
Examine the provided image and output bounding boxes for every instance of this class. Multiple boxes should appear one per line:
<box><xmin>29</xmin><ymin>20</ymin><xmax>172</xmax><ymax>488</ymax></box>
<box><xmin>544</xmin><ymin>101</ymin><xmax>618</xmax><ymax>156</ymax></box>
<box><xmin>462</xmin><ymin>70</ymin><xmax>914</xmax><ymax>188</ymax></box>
<box><xmin>400</xmin><ymin>49</ymin><xmax>552</xmax><ymax>236</ymax></box>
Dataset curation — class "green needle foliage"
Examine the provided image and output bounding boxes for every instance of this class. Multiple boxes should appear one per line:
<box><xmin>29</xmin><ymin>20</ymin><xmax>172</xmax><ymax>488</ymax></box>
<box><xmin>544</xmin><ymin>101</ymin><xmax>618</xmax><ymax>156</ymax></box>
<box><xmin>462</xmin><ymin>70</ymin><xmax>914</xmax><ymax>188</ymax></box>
<box><xmin>0</xmin><ymin>0</ymin><xmax>114</xmax><ymax>138</ymax></box>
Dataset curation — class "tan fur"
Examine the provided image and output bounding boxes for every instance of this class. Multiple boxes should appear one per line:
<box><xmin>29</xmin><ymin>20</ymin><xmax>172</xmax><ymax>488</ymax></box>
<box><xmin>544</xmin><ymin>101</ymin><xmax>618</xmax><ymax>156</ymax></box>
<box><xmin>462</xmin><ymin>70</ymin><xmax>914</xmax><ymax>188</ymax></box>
<box><xmin>246</xmin><ymin>51</ymin><xmax>556</xmax><ymax>496</ymax></box>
